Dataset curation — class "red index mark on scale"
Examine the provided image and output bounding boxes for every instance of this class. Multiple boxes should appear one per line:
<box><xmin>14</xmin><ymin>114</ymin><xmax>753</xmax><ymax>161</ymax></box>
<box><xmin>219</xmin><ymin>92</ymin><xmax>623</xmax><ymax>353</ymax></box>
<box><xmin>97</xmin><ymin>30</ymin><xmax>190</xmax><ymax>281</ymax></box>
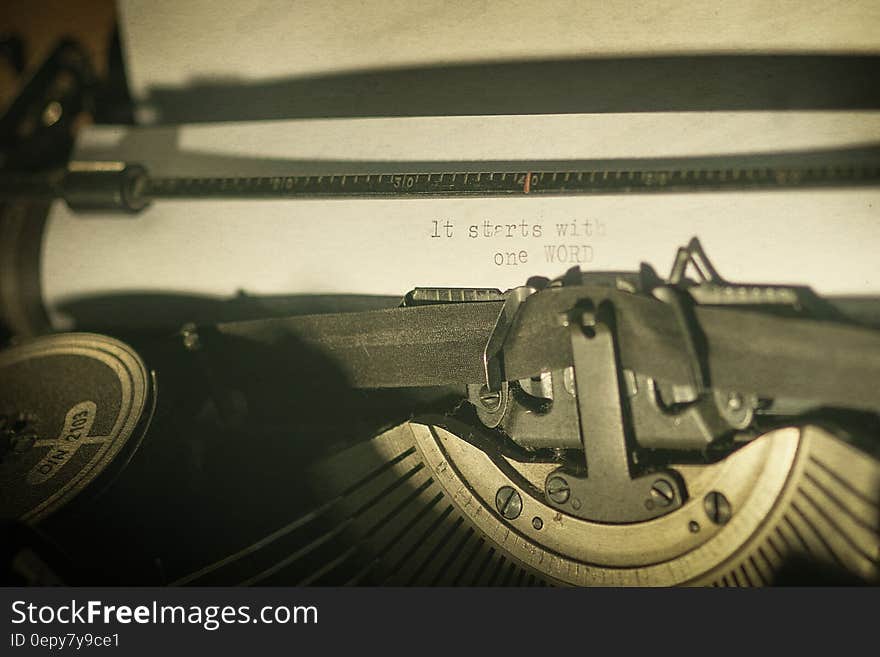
<box><xmin>524</xmin><ymin>172</ymin><xmax>532</xmax><ymax>194</ymax></box>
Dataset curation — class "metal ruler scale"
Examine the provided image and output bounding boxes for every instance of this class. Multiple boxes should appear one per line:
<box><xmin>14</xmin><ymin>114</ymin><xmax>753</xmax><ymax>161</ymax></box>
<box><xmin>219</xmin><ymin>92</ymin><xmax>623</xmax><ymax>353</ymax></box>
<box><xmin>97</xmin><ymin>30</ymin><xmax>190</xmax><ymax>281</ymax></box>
<box><xmin>147</xmin><ymin>164</ymin><xmax>880</xmax><ymax>200</ymax></box>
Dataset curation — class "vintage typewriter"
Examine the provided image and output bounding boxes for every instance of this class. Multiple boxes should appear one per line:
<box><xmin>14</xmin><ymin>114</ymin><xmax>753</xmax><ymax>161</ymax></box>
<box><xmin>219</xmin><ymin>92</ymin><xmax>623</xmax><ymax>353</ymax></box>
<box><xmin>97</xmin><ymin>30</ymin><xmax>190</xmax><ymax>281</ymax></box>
<box><xmin>1</xmin><ymin>27</ymin><xmax>878</xmax><ymax>587</ymax></box>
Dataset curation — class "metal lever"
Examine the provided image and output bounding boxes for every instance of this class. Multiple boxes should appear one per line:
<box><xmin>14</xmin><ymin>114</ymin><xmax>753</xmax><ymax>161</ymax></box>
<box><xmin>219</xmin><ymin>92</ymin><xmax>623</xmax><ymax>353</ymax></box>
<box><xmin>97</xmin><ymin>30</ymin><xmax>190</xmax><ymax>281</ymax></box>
<box><xmin>544</xmin><ymin>303</ymin><xmax>686</xmax><ymax>523</ymax></box>
<box><xmin>482</xmin><ymin>286</ymin><xmax>535</xmax><ymax>390</ymax></box>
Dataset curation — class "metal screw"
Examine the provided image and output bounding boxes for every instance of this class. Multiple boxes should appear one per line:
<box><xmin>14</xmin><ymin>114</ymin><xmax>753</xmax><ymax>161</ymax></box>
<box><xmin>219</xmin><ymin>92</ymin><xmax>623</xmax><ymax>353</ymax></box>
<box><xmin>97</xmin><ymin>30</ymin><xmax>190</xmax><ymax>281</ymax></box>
<box><xmin>41</xmin><ymin>101</ymin><xmax>63</xmax><ymax>127</ymax></box>
<box><xmin>478</xmin><ymin>385</ymin><xmax>502</xmax><ymax>411</ymax></box>
<box><xmin>726</xmin><ymin>392</ymin><xmax>743</xmax><ymax>411</ymax></box>
<box><xmin>714</xmin><ymin>389</ymin><xmax>754</xmax><ymax>429</ymax></box>
<box><xmin>546</xmin><ymin>476</ymin><xmax>571</xmax><ymax>504</ymax></box>
<box><xmin>704</xmin><ymin>491</ymin><xmax>732</xmax><ymax>525</ymax></box>
<box><xmin>650</xmin><ymin>479</ymin><xmax>676</xmax><ymax>507</ymax></box>
<box><xmin>495</xmin><ymin>486</ymin><xmax>523</xmax><ymax>520</ymax></box>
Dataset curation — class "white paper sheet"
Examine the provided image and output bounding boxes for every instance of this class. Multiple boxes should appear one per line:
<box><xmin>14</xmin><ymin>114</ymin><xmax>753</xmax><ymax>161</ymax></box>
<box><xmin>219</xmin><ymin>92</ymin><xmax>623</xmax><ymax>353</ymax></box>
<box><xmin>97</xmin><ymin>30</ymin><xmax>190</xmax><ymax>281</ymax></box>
<box><xmin>41</xmin><ymin>111</ymin><xmax>880</xmax><ymax>329</ymax></box>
